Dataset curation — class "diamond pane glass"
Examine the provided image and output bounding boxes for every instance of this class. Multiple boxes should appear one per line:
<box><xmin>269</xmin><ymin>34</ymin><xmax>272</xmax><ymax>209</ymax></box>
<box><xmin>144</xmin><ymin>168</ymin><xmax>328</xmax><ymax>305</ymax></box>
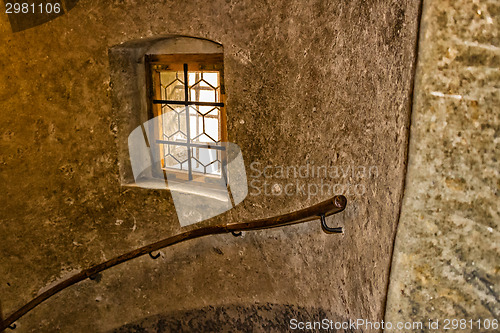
<box><xmin>163</xmin><ymin>155</ymin><xmax>182</xmax><ymax>170</ymax></box>
<box><xmin>164</xmin><ymin>105</ymin><xmax>187</xmax><ymax>141</ymax></box>
<box><xmin>190</xmin><ymin>148</ymin><xmax>220</xmax><ymax>175</ymax></box>
<box><xmin>204</xmin><ymin>117</ymin><xmax>219</xmax><ymax>142</ymax></box>
<box><xmin>161</xmin><ymin>106</ymin><xmax>180</xmax><ymax>137</ymax></box>
<box><xmin>160</xmin><ymin>71</ymin><xmax>184</xmax><ymax>101</ymax></box>
<box><xmin>163</xmin><ymin>143</ymin><xmax>187</xmax><ymax>169</ymax></box>
<box><xmin>154</xmin><ymin>65</ymin><xmax>223</xmax><ymax>176</ymax></box>
<box><xmin>188</xmin><ymin>71</ymin><xmax>219</xmax><ymax>103</ymax></box>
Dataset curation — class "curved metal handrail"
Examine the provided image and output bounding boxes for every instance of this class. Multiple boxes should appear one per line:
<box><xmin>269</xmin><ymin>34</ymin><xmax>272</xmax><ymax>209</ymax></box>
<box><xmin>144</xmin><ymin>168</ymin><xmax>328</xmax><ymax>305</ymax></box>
<box><xmin>0</xmin><ymin>195</ymin><xmax>346</xmax><ymax>331</ymax></box>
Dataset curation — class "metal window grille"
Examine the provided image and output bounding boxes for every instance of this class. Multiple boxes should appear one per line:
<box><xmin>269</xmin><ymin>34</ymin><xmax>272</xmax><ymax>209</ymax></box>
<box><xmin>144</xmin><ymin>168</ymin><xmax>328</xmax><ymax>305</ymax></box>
<box><xmin>152</xmin><ymin>63</ymin><xmax>226</xmax><ymax>181</ymax></box>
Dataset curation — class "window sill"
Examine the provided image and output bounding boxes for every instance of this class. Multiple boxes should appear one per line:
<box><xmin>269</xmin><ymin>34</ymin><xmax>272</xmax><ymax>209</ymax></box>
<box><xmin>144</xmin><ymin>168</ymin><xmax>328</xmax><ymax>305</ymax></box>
<box><xmin>122</xmin><ymin>177</ymin><xmax>230</xmax><ymax>202</ymax></box>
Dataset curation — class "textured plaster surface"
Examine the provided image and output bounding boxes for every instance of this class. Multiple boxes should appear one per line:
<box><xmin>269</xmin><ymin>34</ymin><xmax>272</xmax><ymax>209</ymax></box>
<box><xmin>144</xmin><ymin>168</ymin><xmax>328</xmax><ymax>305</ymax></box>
<box><xmin>0</xmin><ymin>0</ymin><xmax>420</xmax><ymax>331</ymax></box>
<box><xmin>386</xmin><ymin>0</ymin><xmax>499</xmax><ymax>331</ymax></box>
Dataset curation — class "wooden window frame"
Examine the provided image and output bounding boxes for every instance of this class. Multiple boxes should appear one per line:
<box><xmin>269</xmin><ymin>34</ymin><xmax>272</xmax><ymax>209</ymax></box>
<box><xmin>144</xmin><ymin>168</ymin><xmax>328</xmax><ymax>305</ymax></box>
<box><xmin>145</xmin><ymin>53</ymin><xmax>227</xmax><ymax>184</ymax></box>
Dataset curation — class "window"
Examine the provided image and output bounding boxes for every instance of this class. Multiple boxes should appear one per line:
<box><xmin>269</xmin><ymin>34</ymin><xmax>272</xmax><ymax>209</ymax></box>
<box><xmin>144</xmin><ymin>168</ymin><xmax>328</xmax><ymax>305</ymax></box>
<box><xmin>111</xmin><ymin>37</ymin><xmax>247</xmax><ymax>223</ymax></box>
<box><xmin>145</xmin><ymin>54</ymin><xmax>227</xmax><ymax>182</ymax></box>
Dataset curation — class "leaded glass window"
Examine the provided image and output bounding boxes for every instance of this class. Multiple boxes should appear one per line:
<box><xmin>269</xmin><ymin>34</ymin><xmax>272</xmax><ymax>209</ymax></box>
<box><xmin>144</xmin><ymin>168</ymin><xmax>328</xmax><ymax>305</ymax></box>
<box><xmin>146</xmin><ymin>54</ymin><xmax>227</xmax><ymax>181</ymax></box>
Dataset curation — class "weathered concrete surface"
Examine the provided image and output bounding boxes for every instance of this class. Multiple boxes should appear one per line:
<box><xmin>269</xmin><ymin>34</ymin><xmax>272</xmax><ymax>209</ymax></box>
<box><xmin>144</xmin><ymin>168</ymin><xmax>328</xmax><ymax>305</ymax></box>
<box><xmin>0</xmin><ymin>0</ymin><xmax>420</xmax><ymax>331</ymax></box>
<box><xmin>386</xmin><ymin>0</ymin><xmax>500</xmax><ymax>330</ymax></box>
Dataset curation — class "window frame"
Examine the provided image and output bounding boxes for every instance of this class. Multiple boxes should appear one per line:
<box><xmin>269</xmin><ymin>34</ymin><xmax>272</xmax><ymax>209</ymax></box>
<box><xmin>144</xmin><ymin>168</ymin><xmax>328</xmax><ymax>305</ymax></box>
<box><xmin>145</xmin><ymin>53</ymin><xmax>228</xmax><ymax>184</ymax></box>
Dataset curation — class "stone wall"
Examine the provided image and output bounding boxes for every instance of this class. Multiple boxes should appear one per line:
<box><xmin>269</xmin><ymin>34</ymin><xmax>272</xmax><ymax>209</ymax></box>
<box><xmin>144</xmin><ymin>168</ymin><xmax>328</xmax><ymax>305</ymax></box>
<box><xmin>386</xmin><ymin>0</ymin><xmax>500</xmax><ymax>330</ymax></box>
<box><xmin>0</xmin><ymin>0</ymin><xmax>420</xmax><ymax>331</ymax></box>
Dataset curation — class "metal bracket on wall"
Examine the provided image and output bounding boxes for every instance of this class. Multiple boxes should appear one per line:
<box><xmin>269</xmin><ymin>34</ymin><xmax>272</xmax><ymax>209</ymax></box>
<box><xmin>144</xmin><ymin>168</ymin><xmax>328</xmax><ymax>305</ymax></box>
<box><xmin>149</xmin><ymin>251</ymin><xmax>161</xmax><ymax>259</ymax></box>
<box><xmin>0</xmin><ymin>195</ymin><xmax>347</xmax><ymax>331</ymax></box>
<box><xmin>319</xmin><ymin>196</ymin><xmax>344</xmax><ymax>234</ymax></box>
<box><xmin>320</xmin><ymin>214</ymin><xmax>343</xmax><ymax>233</ymax></box>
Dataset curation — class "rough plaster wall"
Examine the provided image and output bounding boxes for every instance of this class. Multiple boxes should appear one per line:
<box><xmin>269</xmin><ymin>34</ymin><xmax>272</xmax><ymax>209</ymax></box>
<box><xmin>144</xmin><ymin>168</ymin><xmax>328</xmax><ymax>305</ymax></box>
<box><xmin>386</xmin><ymin>0</ymin><xmax>499</xmax><ymax>330</ymax></box>
<box><xmin>0</xmin><ymin>0</ymin><xmax>420</xmax><ymax>331</ymax></box>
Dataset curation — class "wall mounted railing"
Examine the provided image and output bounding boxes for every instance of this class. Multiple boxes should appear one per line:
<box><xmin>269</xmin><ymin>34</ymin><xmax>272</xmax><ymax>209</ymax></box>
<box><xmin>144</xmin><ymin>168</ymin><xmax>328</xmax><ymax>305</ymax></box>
<box><xmin>0</xmin><ymin>195</ymin><xmax>347</xmax><ymax>331</ymax></box>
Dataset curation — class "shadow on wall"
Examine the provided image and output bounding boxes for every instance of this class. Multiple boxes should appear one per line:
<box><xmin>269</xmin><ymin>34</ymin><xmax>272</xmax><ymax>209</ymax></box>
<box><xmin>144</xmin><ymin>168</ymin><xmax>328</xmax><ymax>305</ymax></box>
<box><xmin>5</xmin><ymin>0</ymin><xmax>79</xmax><ymax>32</ymax></box>
<box><xmin>109</xmin><ymin>303</ymin><xmax>361</xmax><ymax>333</ymax></box>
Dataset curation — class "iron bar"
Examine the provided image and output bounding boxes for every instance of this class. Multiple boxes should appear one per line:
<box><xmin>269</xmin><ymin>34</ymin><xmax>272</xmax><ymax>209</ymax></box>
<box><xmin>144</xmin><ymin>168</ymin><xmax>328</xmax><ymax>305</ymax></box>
<box><xmin>156</xmin><ymin>140</ymin><xmax>226</xmax><ymax>151</ymax></box>
<box><xmin>153</xmin><ymin>100</ymin><xmax>224</xmax><ymax>107</ymax></box>
<box><xmin>183</xmin><ymin>64</ymin><xmax>193</xmax><ymax>181</ymax></box>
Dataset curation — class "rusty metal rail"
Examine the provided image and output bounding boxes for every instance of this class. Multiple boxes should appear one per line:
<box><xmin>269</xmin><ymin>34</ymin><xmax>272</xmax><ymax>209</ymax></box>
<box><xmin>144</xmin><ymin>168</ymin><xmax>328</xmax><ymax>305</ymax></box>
<box><xmin>0</xmin><ymin>195</ymin><xmax>346</xmax><ymax>331</ymax></box>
